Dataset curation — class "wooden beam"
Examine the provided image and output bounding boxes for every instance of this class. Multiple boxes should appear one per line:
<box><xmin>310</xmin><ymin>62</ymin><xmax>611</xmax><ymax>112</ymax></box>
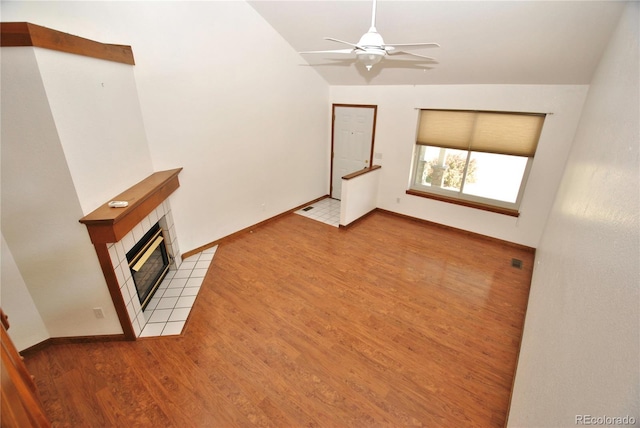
<box><xmin>0</xmin><ymin>22</ymin><xmax>135</xmax><ymax>65</ymax></box>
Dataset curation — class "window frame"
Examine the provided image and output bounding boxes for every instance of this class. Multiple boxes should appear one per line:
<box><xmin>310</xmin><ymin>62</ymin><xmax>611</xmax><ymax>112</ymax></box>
<box><xmin>408</xmin><ymin>109</ymin><xmax>545</xmax><ymax>216</ymax></box>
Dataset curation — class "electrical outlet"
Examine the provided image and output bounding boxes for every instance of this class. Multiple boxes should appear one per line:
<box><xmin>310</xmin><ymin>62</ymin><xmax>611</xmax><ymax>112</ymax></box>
<box><xmin>93</xmin><ymin>307</ymin><xmax>105</xmax><ymax>319</ymax></box>
<box><xmin>396</xmin><ymin>197</ymin><xmax>401</xmax><ymax>203</ymax></box>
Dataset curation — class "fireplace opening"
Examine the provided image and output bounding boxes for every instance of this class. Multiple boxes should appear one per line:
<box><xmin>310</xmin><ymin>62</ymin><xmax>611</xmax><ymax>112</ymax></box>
<box><xmin>126</xmin><ymin>222</ymin><xmax>170</xmax><ymax>310</ymax></box>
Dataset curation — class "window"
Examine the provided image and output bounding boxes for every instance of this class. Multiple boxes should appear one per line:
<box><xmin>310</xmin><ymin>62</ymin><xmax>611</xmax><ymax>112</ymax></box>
<box><xmin>409</xmin><ymin>109</ymin><xmax>545</xmax><ymax>216</ymax></box>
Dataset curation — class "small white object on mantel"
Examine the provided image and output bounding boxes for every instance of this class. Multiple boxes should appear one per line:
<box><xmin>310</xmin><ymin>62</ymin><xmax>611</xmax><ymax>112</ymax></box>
<box><xmin>108</xmin><ymin>200</ymin><xmax>129</xmax><ymax>208</ymax></box>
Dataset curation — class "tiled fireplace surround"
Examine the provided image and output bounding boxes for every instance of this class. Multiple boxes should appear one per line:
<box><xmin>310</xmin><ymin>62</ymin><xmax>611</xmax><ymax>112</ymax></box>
<box><xmin>106</xmin><ymin>199</ymin><xmax>181</xmax><ymax>337</ymax></box>
<box><xmin>80</xmin><ymin>168</ymin><xmax>188</xmax><ymax>339</ymax></box>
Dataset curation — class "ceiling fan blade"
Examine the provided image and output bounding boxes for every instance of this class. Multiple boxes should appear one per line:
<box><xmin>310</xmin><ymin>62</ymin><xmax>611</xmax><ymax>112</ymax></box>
<box><xmin>386</xmin><ymin>42</ymin><xmax>440</xmax><ymax>49</ymax></box>
<box><xmin>387</xmin><ymin>50</ymin><xmax>437</xmax><ymax>61</ymax></box>
<box><xmin>299</xmin><ymin>49</ymin><xmax>354</xmax><ymax>55</ymax></box>
<box><xmin>381</xmin><ymin>59</ymin><xmax>435</xmax><ymax>70</ymax></box>
<box><xmin>301</xmin><ymin>58</ymin><xmax>357</xmax><ymax>68</ymax></box>
<box><xmin>324</xmin><ymin>37</ymin><xmax>360</xmax><ymax>48</ymax></box>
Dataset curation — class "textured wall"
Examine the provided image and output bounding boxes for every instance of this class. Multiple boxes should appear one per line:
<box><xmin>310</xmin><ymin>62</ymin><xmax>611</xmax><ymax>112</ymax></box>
<box><xmin>508</xmin><ymin>3</ymin><xmax>639</xmax><ymax>426</ymax></box>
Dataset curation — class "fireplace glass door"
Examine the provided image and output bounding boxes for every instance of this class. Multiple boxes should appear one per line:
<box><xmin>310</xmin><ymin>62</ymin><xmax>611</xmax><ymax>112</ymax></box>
<box><xmin>127</xmin><ymin>223</ymin><xmax>170</xmax><ymax>309</ymax></box>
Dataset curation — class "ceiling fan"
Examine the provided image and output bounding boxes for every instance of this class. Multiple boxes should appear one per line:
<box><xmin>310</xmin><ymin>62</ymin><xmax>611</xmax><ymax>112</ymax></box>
<box><xmin>299</xmin><ymin>0</ymin><xmax>440</xmax><ymax>71</ymax></box>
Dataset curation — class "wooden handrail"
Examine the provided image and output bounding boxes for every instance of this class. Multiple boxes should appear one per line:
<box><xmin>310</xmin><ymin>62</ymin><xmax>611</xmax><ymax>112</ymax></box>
<box><xmin>342</xmin><ymin>165</ymin><xmax>381</xmax><ymax>181</ymax></box>
<box><xmin>0</xmin><ymin>22</ymin><xmax>135</xmax><ymax>65</ymax></box>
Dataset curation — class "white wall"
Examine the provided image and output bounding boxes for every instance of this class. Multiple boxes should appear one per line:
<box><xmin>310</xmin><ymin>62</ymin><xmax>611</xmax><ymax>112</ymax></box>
<box><xmin>1</xmin><ymin>47</ymin><xmax>123</xmax><ymax>339</ymax></box>
<box><xmin>2</xmin><ymin>1</ymin><xmax>330</xmax><ymax>253</ymax></box>
<box><xmin>1</xmin><ymin>1</ymin><xmax>330</xmax><ymax>344</ymax></box>
<box><xmin>330</xmin><ymin>85</ymin><xmax>588</xmax><ymax>248</ymax></box>
<box><xmin>1</xmin><ymin>235</ymin><xmax>49</xmax><ymax>351</ymax></box>
<box><xmin>127</xmin><ymin>1</ymin><xmax>330</xmax><ymax>251</ymax></box>
<box><xmin>35</xmin><ymin>48</ymin><xmax>155</xmax><ymax>214</ymax></box>
<box><xmin>508</xmin><ymin>3</ymin><xmax>639</xmax><ymax>426</ymax></box>
<box><xmin>340</xmin><ymin>169</ymin><xmax>380</xmax><ymax>226</ymax></box>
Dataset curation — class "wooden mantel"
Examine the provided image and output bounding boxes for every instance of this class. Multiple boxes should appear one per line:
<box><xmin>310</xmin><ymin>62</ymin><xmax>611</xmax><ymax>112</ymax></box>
<box><xmin>80</xmin><ymin>168</ymin><xmax>183</xmax><ymax>244</ymax></box>
<box><xmin>0</xmin><ymin>22</ymin><xmax>135</xmax><ymax>65</ymax></box>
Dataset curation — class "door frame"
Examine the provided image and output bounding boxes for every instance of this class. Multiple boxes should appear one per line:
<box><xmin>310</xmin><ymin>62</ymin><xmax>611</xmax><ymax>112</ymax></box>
<box><xmin>330</xmin><ymin>103</ymin><xmax>378</xmax><ymax>198</ymax></box>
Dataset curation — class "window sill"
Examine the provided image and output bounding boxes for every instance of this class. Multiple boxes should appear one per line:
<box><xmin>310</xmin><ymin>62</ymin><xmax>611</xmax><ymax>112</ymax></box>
<box><xmin>405</xmin><ymin>189</ymin><xmax>520</xmax><ymax>217</ymax></box>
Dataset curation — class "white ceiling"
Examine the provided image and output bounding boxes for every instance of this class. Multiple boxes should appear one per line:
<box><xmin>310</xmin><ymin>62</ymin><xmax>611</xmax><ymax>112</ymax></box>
<box><xmin>248</xmin><ymin>0</ymin><xmax>626</xmax><ymax>86</ymax></box>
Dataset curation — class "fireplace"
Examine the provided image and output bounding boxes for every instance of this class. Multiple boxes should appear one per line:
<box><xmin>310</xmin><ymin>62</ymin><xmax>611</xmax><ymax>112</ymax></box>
<box><xmin>79</xmin><ymin>168</ymin><xmax>183</xmax><ymax>339</ymax></box>
<box><xmin>126</xmin><ymin>222</ymin><xmax>170</xmax><ymax>310</ymax></box>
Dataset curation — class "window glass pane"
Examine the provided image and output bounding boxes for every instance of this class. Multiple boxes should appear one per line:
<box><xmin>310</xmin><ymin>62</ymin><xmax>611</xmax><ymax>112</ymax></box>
<box><xmin>462</xmin><ymin>152</ymin><xmax>528</xmax><ymax>203</ymax></box>
<box><xmin>414</xmin><ymin>146</ymin><xmax>469</xmax><ymax>192</ymax></box>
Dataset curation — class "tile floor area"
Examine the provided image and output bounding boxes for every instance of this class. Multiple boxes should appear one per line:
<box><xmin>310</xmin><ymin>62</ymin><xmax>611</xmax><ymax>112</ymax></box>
<box><xmin>294</xmin><ymin>197</ymin><xmax>341</xmax><ymax>227</ymax></box>
<box><xmin>140</xmin><ymin>246</ymin><xmax>217</xmax><ymax>337</ymax></box>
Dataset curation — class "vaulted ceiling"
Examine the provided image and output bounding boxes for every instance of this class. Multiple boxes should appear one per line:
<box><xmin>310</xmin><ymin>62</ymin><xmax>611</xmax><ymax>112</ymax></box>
<box><xmin>248</xmin><ymin>0</ymin><xmax>626</xmax><ymax>86</ymax></box>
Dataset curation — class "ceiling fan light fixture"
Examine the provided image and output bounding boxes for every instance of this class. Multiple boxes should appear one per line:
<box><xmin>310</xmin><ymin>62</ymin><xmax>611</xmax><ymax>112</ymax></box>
<box><xmin>357</xmin><ymin>51</ymin><xmax>384</xmax><ymax>71</ymax></box>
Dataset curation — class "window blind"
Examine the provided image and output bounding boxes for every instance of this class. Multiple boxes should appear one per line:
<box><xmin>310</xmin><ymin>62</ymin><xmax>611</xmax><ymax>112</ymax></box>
<box><xmin>416</xmin><ymin>110</ymin><xmax>545</xmax><ymax>157</ymax></box>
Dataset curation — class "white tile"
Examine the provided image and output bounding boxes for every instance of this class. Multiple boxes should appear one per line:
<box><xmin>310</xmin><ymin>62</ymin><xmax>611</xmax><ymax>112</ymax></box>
<box><xmin>148</xmin><ymin>208</ymin><xmax>159</xmax><ymax>225</ymax></box>
<box><xmin>191</xmin><ymin>268</ymin><xmax>208</xmax><ymax>278</ymax></box>
<box><xmin>110</xmin><ymin>212</ymin><xmax>217</xmax><ymax>339</ymax></box>
<box><xmin>173</xmin><ymin>269</ymin><xmax>192</xmax><ymax>279</ymax></box>
<box><xmin>115</xmin><ymin>263</ymin><xmax>126</xmax><ymax>288</ymax></box>
<box><xmin>115</xmin><ymin>241</ymin><xmax>127</xmax><ymax>265</ymax></box>
<box><xmin>181</xmin><ymin>254</ymin><xmax>199</xmax><ymax>263</ymax></box>
<box><xmin>126</xmin><ymin>302</ymin><xmax>136</xmax><ymax>321</ymax></box>
<box><xmin>186</xmin><ymin>277</ymin><xmax>204</xmax><ymax>287</ymax></box>
<box><xmin>132</xmin><ymin>223</ymin><xmax>145</xmax><ymax>243</ymax></box>
<box><xmin>195</xmin><ymin>260</ymin><xmax>211</xmax><ymax>270</ymax></box>
<box><xmin>176</xmin><ymin>295</ymin><xmax>197</xmax><ymax>308</ymax></box>
<box><xmin>141</xmin><ymin>216</ymin><xmax>151</xmax><ymax>234</ymax></box>
<box><xmin>170</xmin><ymin>231</ymin><xmax>179</xmax><ymax>252</ymax></box>
<box><xmin>122</xmin><ymin>264</ymin><xmax>133</xmax><ymax>283</ymax></box>
<box><xmin>148</xmin><ymin>309</ymin><xmax>172</xmax><ymax>323</ymax></box>
<box><xmin>157</xmin><ymin>296</ymin><xmax>179</xmax><ymax>310</ymax></box>
<box><xmin>162</xmin><ymin>288</ymin><xmax>183</xmax><ymax>297</ymax></box>
<box><xmin>158</xmin><ymin>277</ymin><xmax>171</xmax><ymax>290</ymax></box>
<box><xmin>108</xmin><ymin>244</ymin><xmax>119</xmax><ymax>266</ymax></box>
<box><xmin>181</xmin><ymin>287</ymin><xmax>200</xmax><ymax>297</ymax></box>
<box><xmin>132</xmin><ymin>295</ymin><xmax>142</xmax><ymax>314</ymax></box>
<box><xmin>198</xmin><ymin>253</ymin><xmax>214</xmax><ymax>261</ymax></box>
<box><xmin>168</xmin><ymin>278</ymin><xmax>188</xmax><ymax>289</ymax></box>
<box><xmin>132</xmin><ymin>317</ymin><xmax>142</xmax><ymax>337</ymax></box>
<box><xmin>172</xmin><ymin>254</ymin><xmax>183</xmax><ymax>270</ymax></box>
<box><xmin>126</xmin><ymin>280</ymin><xmax>137</xmax><ymax>304</ymax></box>
<box><xmin>145</xmin><ymin>296</ymin><xmax>161</xmax><ymax>312</ymax></box>
<box><xmin>136</xmin><ymin>311</ymin><xmax>146</xmax><ymax>326</ymax></box>
<box><xmin>161</xmin><ymin>321</ymin><xmax>185</xmax><ymax>336</ymax></box>
<box><xmin>121</xmin><ymin>232</ymin><xmax>135</xmax><ymax>254</ymax></box>
<box><xmin>179</xmin><ymin>261</ymin><xmax>197</xmax><ymax>270</ymax></box>
<box><xmin>140</xmin><ymin>323</ymin><xmax>166</xmax><ymax>337</ymax></box>
<box><xmin>295</xmin><ymin>198</ymin><xmax>340</xmax><ymax>227</ymax></box>
<box><xmin>169</xmin><ymin>307</ymin><xmax>192</xmax><ymax>322</ymax></box>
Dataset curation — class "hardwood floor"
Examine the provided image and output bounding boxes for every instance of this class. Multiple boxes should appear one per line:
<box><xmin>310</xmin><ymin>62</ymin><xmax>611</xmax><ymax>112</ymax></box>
<box><xmin>24</xmin><ymin>210</ymin><xmax>534</xmax><ymax>427</ymax></box>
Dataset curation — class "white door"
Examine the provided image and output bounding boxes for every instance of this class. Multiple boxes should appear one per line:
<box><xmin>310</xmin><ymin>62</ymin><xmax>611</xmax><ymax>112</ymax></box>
<box><xmin>331</xmin><ymin>106</ymin><xmax>376</xmax><ymax>199</ymax></box>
